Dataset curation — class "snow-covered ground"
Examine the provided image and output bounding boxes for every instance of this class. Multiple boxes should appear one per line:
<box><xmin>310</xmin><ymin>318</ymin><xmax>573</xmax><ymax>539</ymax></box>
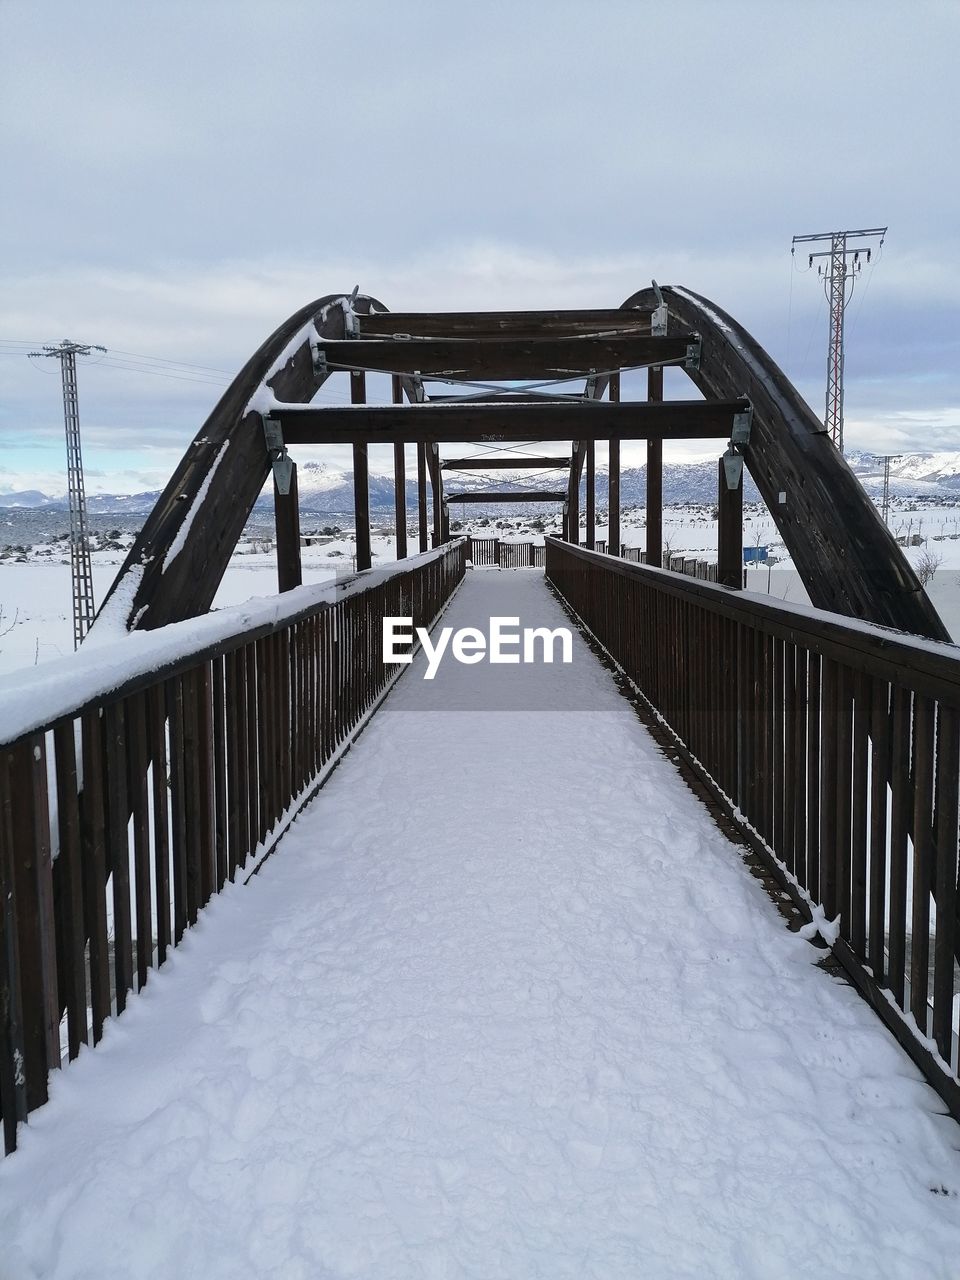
<box><xmin>0</xmin><ymin>534</ymin><xmax>400</xmax><ymax>676</ymax></box>
<box><xmin>3</xmin><ymin>498</ymin><xmax>960</xmax><ymax>679</ymax></box>
<box><xmin>2</xmin><ymin>571</ymin><xmax>959</xmax><ymax>1278</ymax></box>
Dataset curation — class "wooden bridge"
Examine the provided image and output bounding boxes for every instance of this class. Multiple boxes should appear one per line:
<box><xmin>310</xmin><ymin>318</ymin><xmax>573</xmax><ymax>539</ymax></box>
<box><xmin>2</xmin><ymin>287</ymin><xmax>960</xmax><ymax>1273</ymax></box>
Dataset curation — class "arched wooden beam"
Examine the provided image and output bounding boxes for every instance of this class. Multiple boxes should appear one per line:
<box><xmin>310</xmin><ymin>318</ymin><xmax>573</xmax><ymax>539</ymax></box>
<box><xmin>621</xmin><ymin>285</ymin><xmax>949</xmax><ymax>641</ymax></box>
<box><xmin>94</xmin><ymin>292</ymin><xmax>388</xmax><ymax>633</ymax></box>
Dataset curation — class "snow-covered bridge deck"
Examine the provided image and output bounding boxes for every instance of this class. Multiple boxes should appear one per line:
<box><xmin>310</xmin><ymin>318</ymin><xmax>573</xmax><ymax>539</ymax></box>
<box><xmin>3</xmin><ymin>572</ymin><xmax>960</xmax><ymax>1278</ymax></box>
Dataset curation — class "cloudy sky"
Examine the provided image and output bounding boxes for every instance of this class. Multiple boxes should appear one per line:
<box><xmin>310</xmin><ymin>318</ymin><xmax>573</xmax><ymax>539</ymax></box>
<box><xmin>2</xmin><ymin>0</ymin><xmax>958</xmax><ymax>495</ymax></box>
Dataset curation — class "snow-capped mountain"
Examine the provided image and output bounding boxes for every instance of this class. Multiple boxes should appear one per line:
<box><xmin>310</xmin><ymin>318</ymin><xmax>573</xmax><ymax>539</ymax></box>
<box><xmin>13</xmin><ymin>452</ymin><xmax>960</xmax><ymax>518</ymax></box>
<box><xmin>0</xmin><ymin>489</ymin><xmax>58</xmax><ymax>508</ymax></box>
<box><xmin>846</xmin><ymin>452</ymin><xmax>960</xmax><ymax>495</ymax></box>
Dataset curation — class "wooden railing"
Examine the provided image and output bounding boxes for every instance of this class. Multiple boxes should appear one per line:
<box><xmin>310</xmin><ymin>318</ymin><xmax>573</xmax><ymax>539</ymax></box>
<box><xmin>0</xmin><ymin>541</ymin><xmax>466</xmax><ymax>1153</ymax></box>
<box><xmin>545</xmin><ymin>537</ymin><xmax>960</xmax><ymax>1119</ymax></box>
<box><xmin>464</xmin><ymin>537</ymin><xmax>546</xmax><ymax>568</ymax></box>
<box><xmin>463</xmin><ymin>537</ymin><xmax>718</xmax><ymax>579</ymax></box>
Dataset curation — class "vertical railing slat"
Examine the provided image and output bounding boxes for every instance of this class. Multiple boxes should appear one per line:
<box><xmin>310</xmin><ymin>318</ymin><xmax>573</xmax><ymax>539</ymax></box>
<box><xmin>148</xmin><ymin>683</ymin><xmax>171</xmax><ymax>966</ymax></box>
<box><xmin>125</xmin><ymin>696</ymin><xmax>153</xmax><ymax>992</ymax></box>
<box><xmin>910</xmin><ymin>694</ymin><xmax>935</xmax><ymax>1030</ymax></box>
<box><xmin>80</xmin><ymin>709</ymin><xmax>111</xmax><ymax>1040</ymax></box>
<box><xmin>52</xmin><ymin>721</ymin><xmax>88</xmax><ymax>1058</ymax></box>
<box><xmin>932</xmin><ymin>704</ymin><xmax>960</xmax><ymax>1062</ymax></box>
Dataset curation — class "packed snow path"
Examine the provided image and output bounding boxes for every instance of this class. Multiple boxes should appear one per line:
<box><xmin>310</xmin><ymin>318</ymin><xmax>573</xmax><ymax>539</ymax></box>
<box><xmin>3</xmin><ymin>571</ymin><xmax>960</xmax><ymax>1279</ymax></box>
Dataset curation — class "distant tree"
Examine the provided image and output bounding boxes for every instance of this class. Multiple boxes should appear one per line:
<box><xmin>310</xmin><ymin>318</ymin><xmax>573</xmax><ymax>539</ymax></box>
<box><xmin>0</xmin><ymin>604</ymin><xmax>18</xmax><ymax>648</ymax></box>
<box><xmin>916</xmin><ymin>547</ymin><xmax>943</xmax><ymax>585</ymax></box>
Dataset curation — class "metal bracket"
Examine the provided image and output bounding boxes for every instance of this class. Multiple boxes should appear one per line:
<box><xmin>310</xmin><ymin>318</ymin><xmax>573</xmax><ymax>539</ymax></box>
<box><xmin>312</xmin><ymin>344</ymin><xmax>328</xmax><ymax>378</ymax></box>
<box><xmin>722</xmin><ymin>445</ymin><xmax>744</xmax><ymax>491</ymax></box>
<box><xmin>412</xmin><ymin>374</ymin><xmax>426</xmax><ymax>404</ymax></box>
<box><xmin>684</xmin><ymin>333</ymin><xmax>702</xmax><ymax>370</ymax></box>
<box><xmin>585</xmin><ymin>370</ymin><xmax>599</xmax><ymax>399</ymax></box>
<box><xmin>343</xmin><ymin>285</ymin><xmax>361</xmax><ymax>338</ymax></box>
<box><xmin>263</xmin><ymin>416</ymin><xmax>293</xmax><ymax>496</ymax></box>
<box><xmin>651</xmin><ymin>279</ymin><xmax>669</xmax><ymax>337</ymax></box>
<box><xmin>731</xmin><ymin>398</ymin><xmax>753</xmax><ymax>446</ymax></box>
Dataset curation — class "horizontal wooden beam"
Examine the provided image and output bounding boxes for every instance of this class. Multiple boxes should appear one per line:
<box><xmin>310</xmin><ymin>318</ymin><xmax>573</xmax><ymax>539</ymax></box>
<box><xmin>446</xmin><ymin>491</ymin><xmax>566</xmax><ymax>503</ymax></box>
<box><xmin>427</xmin><ymin>393</ymin><xmax>584</xmax><ymax>403</ymax></box>
<box><xmin>318</xmin><ymin>335</ymin><xmax>690</xmax><ymax>380</ymax></box>
<box><xmin>357</xmin><ymin>307</ymin><xmax>654</xmax><ymax>339</ymax></box>
<box><xmin>442</xmin><ymin>456</ymin><xmax>572</xmax><ymax>470</ymax></box>
<box><xmin>274</xmin><ymin>399</ymin><xmax>746</xmax><ymax>445</ymax></box>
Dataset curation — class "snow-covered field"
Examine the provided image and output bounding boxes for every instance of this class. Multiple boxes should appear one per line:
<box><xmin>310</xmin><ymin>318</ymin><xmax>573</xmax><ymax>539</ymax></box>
<box><xmin>0</xmin><ymin>533</ymin><xmax>399</xmax><ymax>676</ymax></box>
<box><xmin>3</xmin><ymin>499</ymin><xmax>960</xmax><ymax>678</ymax></box>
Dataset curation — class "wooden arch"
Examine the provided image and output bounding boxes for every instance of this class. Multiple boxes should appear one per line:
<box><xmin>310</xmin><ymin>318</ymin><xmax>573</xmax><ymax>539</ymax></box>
<box><xmin>97</xmin><ymin>286</ymin><xmax>948</xmax><ymax>643</ymax></box>
<box><xmin>94</xmin><ymin>291</ymin><xmax>387</xmax><ymax>634</ymax></box>
<box><xmin>621</xmin><ymin>285</ymin><xmax>949</xmax><ymax>642</ymax></box>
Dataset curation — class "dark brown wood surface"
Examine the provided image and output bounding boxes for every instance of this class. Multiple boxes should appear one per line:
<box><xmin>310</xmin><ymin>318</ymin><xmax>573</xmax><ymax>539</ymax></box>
<box><xmin>274</xmin><ymin>463</ymin><xmax>303</xmax><ymax>592</ymax></box>
<box><xmin>351</xmin><ymin>372</ymin><xmax>372</xmax><ymax>572</ymax></box>
<box><xmin>441</xmin><ymin>456</ymin><xmax>571</xmax><ymax>469</ymax></box>
<box><xmin>444</xmin><ymin>491</ymin><xmax>566</xmax><ymax>504</ymax></box>
<box><xmin>646</xmin><ymin>366</ymin><xmax>663</xmax><ymax>568</ymax></box>
<box><xmin>316</xmin><ymin>334</ymin><xmax>690</xmax><ymax>379</ymax></box>
<box><xmin>607</xmin><ymin>371</ymin><xmax>621</xmax><ymax>559</ymax></box>
<box><xmin>275</xmin><ymin>399</ymin><xmax>748</xmax><ymax>445</ymax></box>
<box><xmin>99</xmin><ymin>292</ymin><xmax>388</xmax><ymax>631</ymax></box>
<box><xmin>357</xmin><ymin>307</ymin><xmax>654</xmax><ymax>338</ymax></box>
<box><xmin>717</xmin><ymin>457</ymin><xmax>742</xmax><ymax>588</ymax></box>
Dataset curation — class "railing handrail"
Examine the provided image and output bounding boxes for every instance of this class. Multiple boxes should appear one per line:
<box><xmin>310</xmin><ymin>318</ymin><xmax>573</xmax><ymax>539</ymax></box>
<box><xmin>0</xmin><ymin>543</ymin><xmax>460</xmax><ymax>750</ymax></box>
<box><xmin>545</xmin><ymin>537</ymin><xmax>960</xmax><ymax>702</ymax></box>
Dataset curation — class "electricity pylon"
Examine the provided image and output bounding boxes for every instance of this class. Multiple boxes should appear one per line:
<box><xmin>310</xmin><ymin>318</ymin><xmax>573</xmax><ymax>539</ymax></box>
<box><xmin>29</xmin><ymin>340</ymin><xmax>104</xmax><ymax>648</ymax></box>
<box><xmin>791</xmin><ymin>227</ymin><xmax>886</xmax><ymax>453</ymax></box>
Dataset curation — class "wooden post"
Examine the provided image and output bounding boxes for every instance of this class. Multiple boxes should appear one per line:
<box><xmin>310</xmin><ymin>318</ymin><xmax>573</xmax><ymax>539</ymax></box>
<box><xmin>431</xmin><ymin>445</ymin><xmax>443</xmax><ymax>548</ymax></box>
<box><xmin>391</xmin><ymin>376</ymin><xmax>407</xmax><ymax>560</ymax></box>
<box><xmin>718</xmin><ymin>454</ymin><xmax>743</xmax><ymax>588</ymax></box>
<box><xmin>0</xmin><ymin>746</ymin><xmax>27</xmax><ymax>1150</ymax></box>
<box><xmin>417</xmin><ymin>443</ymin><xmax>429</xmax><ymax>552</ymax></box>
<box><xmin>8</xmin><ymin>738</ymin><xmax>59</xmax><ymax>1113</ymax></box>
<box><xmin>608</xmin><ymin>372</ymin><xmax>620</xmax><ymax>557</ymax></box>
<box><xmin>393</xmin><ymin>444</ymin><xmax>407</xmax><ymax>559</ymax></box>
<box><xmin>646</xmin><ymin>365</ymin><xmax>663</xmax><ymax>567</ymax></box>
<box><xmin>274</xmin><ymin>461</ymin><xmax>302</xmax><ymax>592</ymax></box>
<box><xmin>351</xmin><ymin>371</ymin><xmax>371</xmax><ymax>571</ymax></box>
<box><xmin>585</xmin><ymin>440</ymin><xmax>596</xmax><ymax>550</ymax></box>
<box><xmin>568</xmin><ymin>445</ymin><xmax>580</xmax><ymax>545</ymax></box>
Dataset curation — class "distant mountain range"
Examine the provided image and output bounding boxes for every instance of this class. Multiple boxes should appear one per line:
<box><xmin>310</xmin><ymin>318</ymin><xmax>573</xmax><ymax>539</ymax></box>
<box><xmin>6</xmin><ymin>451</ymin><xmax>960</xmax><ymax>515</ymax></box>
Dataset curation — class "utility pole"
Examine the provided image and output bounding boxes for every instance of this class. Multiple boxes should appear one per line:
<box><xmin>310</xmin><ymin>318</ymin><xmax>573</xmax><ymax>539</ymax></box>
<box><xmin>881</xmin><ymin>455</ymin><xmax>892</xmax><ymax>526</ymax></box>
<box><xmin>791</xmin><ymin>226</ymin><xmax>886</xmax><ymax>453</ymax></box>
<box><xmin>29</xmin><ymin>339</ymin><xmax>104</xmax><ymax>648</ymax></box>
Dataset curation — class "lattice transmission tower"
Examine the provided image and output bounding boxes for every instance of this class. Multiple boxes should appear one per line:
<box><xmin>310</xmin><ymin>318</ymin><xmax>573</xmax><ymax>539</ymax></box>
<box><xmin>29</xmin><ymin>340</ymin><xmax>105</xmax><ymax>648</ymax></box>
<box><xmin>881</xmin><ymin>454</ymin><xmax>892</xmax><ymax>526</ymax></box>
<box><xmin>791</xmin><ymin>226</ymin><xmax>886</xmax><ymax>453</ymax></box>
